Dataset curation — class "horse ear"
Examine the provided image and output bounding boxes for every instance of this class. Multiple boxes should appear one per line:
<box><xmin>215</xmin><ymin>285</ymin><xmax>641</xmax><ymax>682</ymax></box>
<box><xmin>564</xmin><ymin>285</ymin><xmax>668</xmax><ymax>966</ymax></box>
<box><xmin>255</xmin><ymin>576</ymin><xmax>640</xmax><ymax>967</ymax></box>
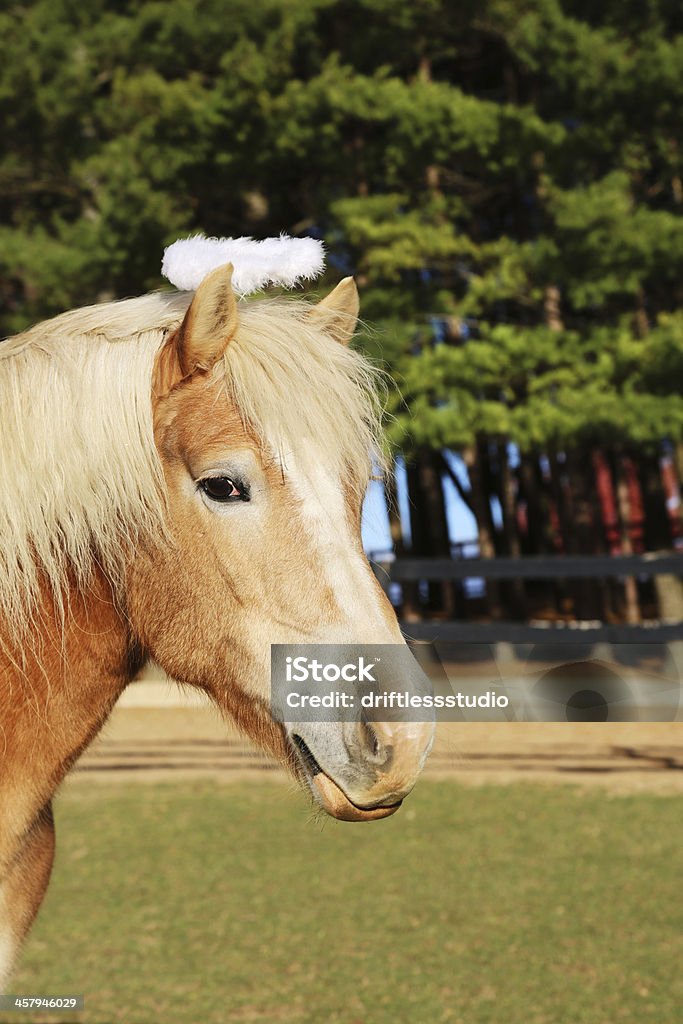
<box><xmin>309</xmin><ymin>277</ymin><xmax>359</xmax><ymax>346</ymax></box>
<box><xmin>177</xmin><ymin>262</ymin><xmax>238</xmax><ymax>375</ymax></box>
<box><xmin>155</xmin><ymin>263</ymin><xmax>238</xmax><ymax>394</ymax></box>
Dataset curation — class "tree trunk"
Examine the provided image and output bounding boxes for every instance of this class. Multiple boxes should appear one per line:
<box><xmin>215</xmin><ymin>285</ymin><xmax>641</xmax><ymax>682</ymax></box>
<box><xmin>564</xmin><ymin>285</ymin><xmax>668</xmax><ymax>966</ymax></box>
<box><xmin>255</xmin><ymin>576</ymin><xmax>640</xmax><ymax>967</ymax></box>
<box><xmin>383</xmin><ymin>466</ymin><xmax>420</xmax><ymax>621</ymax></box>
<box><xmin>406</xmin><ymin>449</ymin><xmax>457</xmax><ymax>618</ymax></box>
<box><xmin>499</xmin><ymin>443</ymin><xmax>526</xmax><ymax>617</ymax></box>
<box><xmin>564</xmin><ymin>449</ymin><xmax>607</xmax><ymax>620</ymax></box>
<box><xmin>463</xmin><ymin>441</ymin><xmax>502</xmax><ymax>619</ymax></box>
<box><xmin>518</xmin><ymin>452</ymin><xmax>550</xmax><ymax>555</ymax></box>
<box><xmin>614</xmin><ymin>452</ymin><xmax>641</xmax><ymax>625</ymax></box>
<box><xmin>675</xmin><ymin>443</ymin><xmax>683</xmax><ymax>537</ymax></box>
<box><xmin>589</xmin><ymin>447</ymin><xmax>618</xmax><ymax>621</ymax></box>
<box><xmin>640</xmin><ymin>451</ymin><xmax>674</xmax><ymax>550</ymax></box>
<box><xmin>543</xmin><ymin>284</ymin><xmax>564</xmax><ymax>332</ymax></box>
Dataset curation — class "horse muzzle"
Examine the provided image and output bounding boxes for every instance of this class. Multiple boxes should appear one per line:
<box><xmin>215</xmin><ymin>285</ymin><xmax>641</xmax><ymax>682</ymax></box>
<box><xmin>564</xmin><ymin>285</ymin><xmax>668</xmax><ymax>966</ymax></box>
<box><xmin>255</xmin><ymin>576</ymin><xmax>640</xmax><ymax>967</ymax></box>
<box><xmin>289</xmin><ymin>718</ymin><xmax>434</xmax><ymax>822</ymax></box>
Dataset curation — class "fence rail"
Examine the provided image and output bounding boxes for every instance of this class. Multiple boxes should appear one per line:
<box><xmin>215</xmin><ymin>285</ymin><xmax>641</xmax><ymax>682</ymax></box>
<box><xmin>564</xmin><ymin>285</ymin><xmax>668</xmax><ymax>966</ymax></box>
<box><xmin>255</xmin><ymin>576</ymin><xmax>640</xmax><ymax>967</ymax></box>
<box><xmin>369</xmin><ymin>553</ymin><xmax>683</xmax><ymax>642</ymax></box>
<box><xmin>383</xmin><ymin>553</ymin><xmax>683</xmax><ymax>581</ymax></box>
<box><xmin>397</xmin><ymin>621</ymin><xmax>683</xmax><ymax>643</ymax></box>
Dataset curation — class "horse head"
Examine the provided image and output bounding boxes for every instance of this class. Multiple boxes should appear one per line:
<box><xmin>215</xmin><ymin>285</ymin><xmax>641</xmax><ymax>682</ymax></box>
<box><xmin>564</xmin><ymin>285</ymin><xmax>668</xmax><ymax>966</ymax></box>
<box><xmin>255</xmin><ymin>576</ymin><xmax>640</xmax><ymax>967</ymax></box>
<box><xmin>128</xmin><ymin>263</ymin><xmax>433</xmax><ymax>821</ymax></box>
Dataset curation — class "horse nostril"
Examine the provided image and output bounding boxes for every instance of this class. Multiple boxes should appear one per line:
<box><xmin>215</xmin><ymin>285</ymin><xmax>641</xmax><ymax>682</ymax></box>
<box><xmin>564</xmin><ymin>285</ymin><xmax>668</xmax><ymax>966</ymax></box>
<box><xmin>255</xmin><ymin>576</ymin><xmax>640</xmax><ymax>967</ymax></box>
<box><xmin>360</xmin><ymin>720</ymin><xmax>389</xmax><ymax>764</ymax></box>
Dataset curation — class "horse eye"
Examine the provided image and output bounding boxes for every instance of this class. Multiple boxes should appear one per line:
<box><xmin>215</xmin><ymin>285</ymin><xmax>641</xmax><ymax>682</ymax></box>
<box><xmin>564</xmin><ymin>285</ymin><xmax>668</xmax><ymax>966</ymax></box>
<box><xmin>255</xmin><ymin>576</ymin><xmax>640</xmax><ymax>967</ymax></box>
<box><xmin>199</xmin><ymin>477</ymin><xmax>249</xmax><ymax>503</ymax></box>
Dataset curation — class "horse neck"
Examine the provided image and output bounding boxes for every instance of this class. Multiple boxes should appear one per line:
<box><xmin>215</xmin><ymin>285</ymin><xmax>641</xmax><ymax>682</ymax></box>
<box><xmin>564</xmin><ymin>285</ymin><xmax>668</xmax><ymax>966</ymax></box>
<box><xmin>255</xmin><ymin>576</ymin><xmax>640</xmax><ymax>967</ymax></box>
<box><xmin>0</xmin><ymin>567</ymin><xmax>140</xmax><ymax>864</ymax></box>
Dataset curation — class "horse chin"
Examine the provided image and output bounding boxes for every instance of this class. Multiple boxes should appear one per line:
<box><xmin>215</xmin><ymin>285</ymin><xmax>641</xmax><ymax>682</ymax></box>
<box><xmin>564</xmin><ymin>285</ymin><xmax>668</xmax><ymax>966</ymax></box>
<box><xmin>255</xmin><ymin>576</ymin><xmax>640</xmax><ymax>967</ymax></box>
<box><xmin>311</xmin><ymin>771</ymin><xmax>403</xmax><ymax>823</ymax></box>
<box><xmin>289</xmin><ymin>733</ymin><xmax>405</xmax><ymax>822</ymax></box>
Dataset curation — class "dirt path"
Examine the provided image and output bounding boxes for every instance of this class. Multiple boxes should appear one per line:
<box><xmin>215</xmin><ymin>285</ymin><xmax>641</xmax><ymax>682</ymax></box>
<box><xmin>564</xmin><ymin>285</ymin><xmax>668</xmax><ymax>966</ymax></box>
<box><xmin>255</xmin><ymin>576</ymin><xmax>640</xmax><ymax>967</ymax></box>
<box><xmin>68</xmin><ymin>682</ymin><xmax>683</xmax><ymax>794</ymax></box>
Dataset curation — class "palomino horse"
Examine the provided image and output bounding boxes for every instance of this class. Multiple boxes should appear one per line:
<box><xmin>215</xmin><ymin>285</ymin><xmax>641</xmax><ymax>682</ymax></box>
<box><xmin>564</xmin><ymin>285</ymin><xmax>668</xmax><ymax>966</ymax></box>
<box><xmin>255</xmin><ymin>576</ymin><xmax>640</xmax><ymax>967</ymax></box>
<box><xmin>0</xmin><ymin>265</ymin><xmax>433</xmax><ymax>984</ymax></box>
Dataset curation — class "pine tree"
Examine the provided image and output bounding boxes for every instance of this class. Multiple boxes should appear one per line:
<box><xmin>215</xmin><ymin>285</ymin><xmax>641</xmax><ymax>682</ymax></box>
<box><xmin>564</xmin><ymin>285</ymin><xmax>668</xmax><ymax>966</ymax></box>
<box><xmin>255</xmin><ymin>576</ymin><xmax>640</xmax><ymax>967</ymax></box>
<box><xmin>2</xmin><ymin>0</ymin><xmax>683</xmax><ymax>619</ymax></box>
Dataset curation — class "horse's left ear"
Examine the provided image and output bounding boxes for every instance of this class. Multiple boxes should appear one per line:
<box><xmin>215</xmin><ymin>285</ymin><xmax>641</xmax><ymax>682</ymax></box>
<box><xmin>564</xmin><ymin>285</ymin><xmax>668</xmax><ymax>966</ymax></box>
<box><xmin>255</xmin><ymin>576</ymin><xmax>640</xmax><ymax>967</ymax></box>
<box><xmin>155</xmin><ymin>263</ymin><xmax>238</xmax><ymax>394</ymax></box>
<box><xmin>309</xmin><ymin>277</ymin><xmax>359</xmax><ymax>346</ymax></box>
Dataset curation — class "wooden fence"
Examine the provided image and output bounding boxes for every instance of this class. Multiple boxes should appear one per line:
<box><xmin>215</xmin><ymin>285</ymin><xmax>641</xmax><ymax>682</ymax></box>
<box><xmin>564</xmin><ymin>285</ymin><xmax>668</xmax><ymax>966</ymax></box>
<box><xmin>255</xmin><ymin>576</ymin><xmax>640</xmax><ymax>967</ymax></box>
<box><xmin>369</xmin><ymin>553</ymin><xmax>683</xmax><ymax>643</ymax></box>
<box><xmin>386</xmin><ymin>553</ymin><xmax>683</xmax><ymax>581</ymax></box>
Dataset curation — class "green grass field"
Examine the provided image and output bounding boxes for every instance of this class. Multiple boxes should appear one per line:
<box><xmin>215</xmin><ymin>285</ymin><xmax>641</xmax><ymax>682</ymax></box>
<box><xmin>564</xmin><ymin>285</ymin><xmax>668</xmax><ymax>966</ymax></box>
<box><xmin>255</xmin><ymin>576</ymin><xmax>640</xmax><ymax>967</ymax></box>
<box><xmin>5</xmin><ymin>779</ymin><xmax>683</xmax><ymax>1024</ymax></box>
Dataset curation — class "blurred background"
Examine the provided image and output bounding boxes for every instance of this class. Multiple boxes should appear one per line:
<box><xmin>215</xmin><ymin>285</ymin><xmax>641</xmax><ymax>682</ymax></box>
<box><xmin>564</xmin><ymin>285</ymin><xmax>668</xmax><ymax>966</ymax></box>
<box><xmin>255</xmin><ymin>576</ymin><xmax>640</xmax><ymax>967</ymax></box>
<box><xmin>3</xmin><ymin>3</ymin><xmax>683</xmax><ymax>1022</ymax></box>
<box><xmin>2</xmin><ymin>0</ymin><xmax>683</xmax><ymax>630</ymax></box>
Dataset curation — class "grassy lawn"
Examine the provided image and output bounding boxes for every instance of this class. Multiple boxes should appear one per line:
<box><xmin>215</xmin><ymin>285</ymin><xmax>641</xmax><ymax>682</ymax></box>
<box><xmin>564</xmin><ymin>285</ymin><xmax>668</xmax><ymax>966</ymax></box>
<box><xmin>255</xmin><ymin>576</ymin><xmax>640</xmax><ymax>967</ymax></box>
<box><xmin>4</xmin><ymin>779</ymin><xmax>683</xmax><ymax>1024</ymax></box>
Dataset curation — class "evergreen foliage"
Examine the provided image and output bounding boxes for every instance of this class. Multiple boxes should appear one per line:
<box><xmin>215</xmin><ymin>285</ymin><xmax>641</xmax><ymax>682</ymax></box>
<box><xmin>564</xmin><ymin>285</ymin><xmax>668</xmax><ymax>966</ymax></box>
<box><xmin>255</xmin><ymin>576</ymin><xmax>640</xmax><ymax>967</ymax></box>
<box><xmin>2</xmin><ymin>0</ymin><xmax>682</xmax><ymax>618</ymax></box>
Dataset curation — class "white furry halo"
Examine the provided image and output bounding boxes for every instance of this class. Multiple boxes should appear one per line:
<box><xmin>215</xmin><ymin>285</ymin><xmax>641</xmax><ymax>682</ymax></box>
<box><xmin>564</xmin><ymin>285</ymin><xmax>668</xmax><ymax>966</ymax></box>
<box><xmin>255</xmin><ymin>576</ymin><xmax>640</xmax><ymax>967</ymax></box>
<box><xmin>161</xmin><ymin>233</ymin><xmax>326</xmax><ymax>296</ymax></box>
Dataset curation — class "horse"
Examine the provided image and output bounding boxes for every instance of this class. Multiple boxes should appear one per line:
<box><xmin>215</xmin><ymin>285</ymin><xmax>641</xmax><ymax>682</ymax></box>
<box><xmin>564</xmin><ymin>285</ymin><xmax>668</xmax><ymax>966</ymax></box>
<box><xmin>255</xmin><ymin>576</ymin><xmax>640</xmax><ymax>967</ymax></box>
<box><xmin>0</xmin><ymin>264</ymin><xmax>434</xmax><ymax>985</ymax></box>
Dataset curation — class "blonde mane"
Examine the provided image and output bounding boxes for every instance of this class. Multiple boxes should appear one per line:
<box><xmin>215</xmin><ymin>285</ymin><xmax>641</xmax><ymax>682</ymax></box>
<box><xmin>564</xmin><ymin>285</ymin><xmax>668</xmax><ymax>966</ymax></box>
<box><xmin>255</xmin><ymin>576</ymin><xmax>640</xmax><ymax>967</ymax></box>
<box><xmin>0</xmin><ymin>290</ymin><xmax>385</xmax><ymax>639</ymax></box>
